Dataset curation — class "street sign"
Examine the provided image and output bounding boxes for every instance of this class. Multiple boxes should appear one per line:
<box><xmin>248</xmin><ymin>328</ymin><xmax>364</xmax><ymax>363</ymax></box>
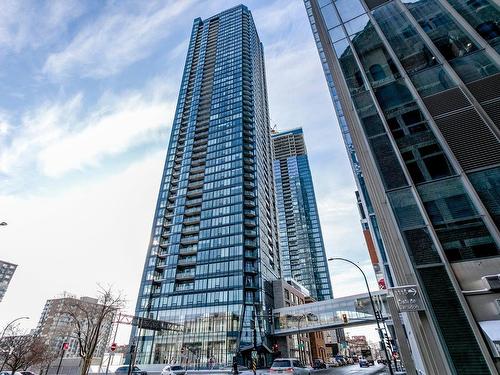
<box><xmin>390</xmin><ymin>285</ymin><xmax>425</xmax><ymax>312</ymax></box>
<box><xmin>251</xmin><ymin>350</ymin><xmax>257</xmax><ymax>359</ymax></box>
<box><xmin>132</xmin><ymin>316</ymin><xmax>183</xmax><ymax>332</ymax></box>
<box><xmin>62</xmin><ymin>342</ymin><xmax>69</xmax><ymax>350</ymax></box>
<box><xmin>110</xmin><ymin>343</ymin><xmax>117</xmax><ymax>352</ymax></box>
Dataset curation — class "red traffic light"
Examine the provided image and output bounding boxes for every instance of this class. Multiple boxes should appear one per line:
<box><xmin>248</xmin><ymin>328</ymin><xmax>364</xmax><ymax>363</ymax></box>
<box><xmin>62</xmin><ymin>342</ymin><xmax>69</xmax><ymax>350</ymax></box>
<box><xmin>111</xmin><ymin>343</ymin><xmax>117</xmax><ymax>352</ymax></box>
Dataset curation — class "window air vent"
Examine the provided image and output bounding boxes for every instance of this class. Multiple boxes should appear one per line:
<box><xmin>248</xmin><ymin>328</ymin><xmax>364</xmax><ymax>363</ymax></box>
<box><xmin>466</xmin><ymin>73</ymin><xmax>500</xmax><ymax>103</ymax></box>
<box><xmin>482</xmin><ymin>274</ymin><xmax>500</xmax><ymax>292</ymax></box>
<box><xmin>423</xmin><ymin>87</ymin><xmax>471</xmax><ymax>117</ymax></box>
<box><xmin>434</xmin><ymin>109</ymin><xmax>500</xmax><ymax>171</ymax></box>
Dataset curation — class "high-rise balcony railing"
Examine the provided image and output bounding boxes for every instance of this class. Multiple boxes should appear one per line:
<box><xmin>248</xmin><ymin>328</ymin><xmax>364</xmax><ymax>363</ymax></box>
<box><xmin>244</xmin><ymin>200</ymin><xmax>256</xmax><ymax>208</ymax></box>
<box><xmin>183</xmin><ymin>216</ymin><xmax>200</xmax><ymax>224</ymax></box>
<box><xmin>185</xmin><ymin>207</ymin><xmax>201</xmax><ymax>216</ymax></box>
<box><xmin>180</xmin><ymin>236</ymin><xmax>199</xmax><ymax>245</ymax></box>
<box><xmin>244</xmin><ymin>219</ymin><xmax>257</xmax><ymax>227</ymax></box>
<box><xmin>187</xmin><ymin>188</ymin><xmax>203</xmax><ymax>197</ymax></box>
<box><xmin>179</xmin><ymin>246</ymin><xmax>197</xmax><ymax>255</ymax></box>
<box><xmin>244</xmin><ymin>229</ymin><xmax>257</xmax><ymax>238</ymax></box>
<box><xmin>176</xmin><ymin>271</ymin><xmax>195</xmax><ymax>280</ymax></box>
<box><xmin>244</xmin><ymin>209</ymin><xmax>256</xmax><ymax>217</ymax></box>
<box><xmin>244</xmin><ymin>239</ymin><xmax>258</xmax><ymax>248</ymax></box>
<box><xmin>182</xmin><ymin>226</ymin><xmax>199</xmax><ymax>234</ymax></box>
<box><xmin>178</xmin><ymin>257</ymin><xmax>197</xmax><ymax>266</ymax></box>
<box><xmin>186</xmin><ymin>198</ymin><xmax>202</xmax><ymax>207</ymax></box>
<box><xmin>187</xmin><ymin>181</ymin><xmax>204</xmax><ymax>190</ymax></box>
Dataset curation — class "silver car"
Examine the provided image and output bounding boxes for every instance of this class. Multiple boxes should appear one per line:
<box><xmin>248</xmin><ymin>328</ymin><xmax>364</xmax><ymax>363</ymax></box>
<box><xmin>270</xmin><ymin>358</ymin><xmax>311</xmax><ymax>374</ymax></box>
<box><xmin>161</xmin><ymin>365</ymin><xmax>186</xmax><ymax>375</ymax></box>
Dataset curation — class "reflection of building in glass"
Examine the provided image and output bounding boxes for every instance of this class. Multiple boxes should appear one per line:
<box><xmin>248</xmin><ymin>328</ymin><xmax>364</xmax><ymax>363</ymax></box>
<box><xmin>305</xmin><ymin>0</ymin><xmax>500</xmax><ymax>373</ymax></box>
<box><xmin>131</xmin><ymin>5</ymin><xmax>279</xmax><ymax>368</ymax></box>
<box><xmin>272</xmin><ymin>128</ymin><xmax>332</xmax><ymax>301</ymax></box>
<box><xmin>0</xmin><ymin>260</ymin><xmax>17</xmax><ymax>302</ymax></box>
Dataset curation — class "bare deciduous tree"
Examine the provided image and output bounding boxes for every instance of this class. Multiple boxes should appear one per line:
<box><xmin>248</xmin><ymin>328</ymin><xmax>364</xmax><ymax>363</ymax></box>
<box><xmin>61</xmin><ymin>285</ymin><xmax>124</xmax><ymax>375</ymax></box>
<box><xmin>0</xmin><ymin>326</ymin><xmax>50</xmax><ymax>374</ymax></box>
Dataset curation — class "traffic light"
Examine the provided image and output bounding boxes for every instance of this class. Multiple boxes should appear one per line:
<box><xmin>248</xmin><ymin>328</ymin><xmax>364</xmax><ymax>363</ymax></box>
<box><xmin>272</xmin><ymin>343</ymin><xmax>279</xmax><ymax>353</ymax></box>
<box><xmin>341</xmin><ymin>313</ymin><xmax>348</xmax><ymax>324</ymax></box>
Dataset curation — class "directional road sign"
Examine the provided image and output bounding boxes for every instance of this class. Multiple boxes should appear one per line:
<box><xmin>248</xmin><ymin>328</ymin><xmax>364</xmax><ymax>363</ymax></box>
<box><xmin>390</xmin><ymin>285</ymin><xmax>425</xmax><ymax>312</ymax></box>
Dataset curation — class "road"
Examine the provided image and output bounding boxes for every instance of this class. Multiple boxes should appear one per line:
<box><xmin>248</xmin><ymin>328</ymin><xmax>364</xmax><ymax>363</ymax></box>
<box><xmin>311</xmin><ymin>364</ymin><xmax>389</xmax><ymax>374</ymax></box>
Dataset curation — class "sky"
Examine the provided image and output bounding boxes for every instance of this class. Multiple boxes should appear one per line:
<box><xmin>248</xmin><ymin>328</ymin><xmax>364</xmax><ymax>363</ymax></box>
<box><xmin>0</xmin><ymin>0</ymin><xmax>380</xmax><ymax>343</ymax></box>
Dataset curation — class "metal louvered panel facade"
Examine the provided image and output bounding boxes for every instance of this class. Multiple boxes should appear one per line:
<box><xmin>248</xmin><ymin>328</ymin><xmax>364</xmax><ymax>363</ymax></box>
<box><xmin>434</xmin><ymin>109</ymin><xmax>500</xmax><ymax>171</ymax></box>
<box><xmin>423</xmin><ymin>87</ymin><xmax>471</xmax><ymax>118</ymax></box>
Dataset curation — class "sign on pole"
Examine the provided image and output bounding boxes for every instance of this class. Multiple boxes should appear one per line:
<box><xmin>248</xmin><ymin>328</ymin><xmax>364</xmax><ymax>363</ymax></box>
<box><xmin>110</xmin><ymin>343</ymin><xmax>117</xmax><ymax>352</ymax></box>
<box><xmin>390</xmin><ymin>285</ymin><xmax>425</xmax><ymax>312</ymax></box>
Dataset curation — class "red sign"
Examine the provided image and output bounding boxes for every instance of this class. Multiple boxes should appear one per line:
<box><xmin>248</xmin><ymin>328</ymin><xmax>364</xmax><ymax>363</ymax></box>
<box><xmin>62</xmin><ymin>342</ymin><xmax>69</xmax><ymax>351</ymax></box>
<box><xmin>110</xmin><ymin>343</ymin><xmax>117</xmax><ymax>352</ymax></box>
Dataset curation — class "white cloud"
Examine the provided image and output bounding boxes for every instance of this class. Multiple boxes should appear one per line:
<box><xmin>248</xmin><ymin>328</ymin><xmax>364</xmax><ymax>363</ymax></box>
<box><xmin>38</xmin><ymin>94</ymin><xmax>172</xmax><ymax>177</ymax></box>
<box><xmin>0</xmin><ymin>78</ymin><xmax>175</xmax><ymax>181</ymax></box>
<box><xmin>43</xmin><ymin>1</ymin><xmax>193</xmax><ymax>79</ymax></box>
<box><xmin>0</xmin><ymin>0</ymin><xmax>84</xmax><ymax>54</ymax></box>
<box><xmin>0</xmin><ymin>151</ymin><xmax>165</xmax><ymax>340</ymax></box>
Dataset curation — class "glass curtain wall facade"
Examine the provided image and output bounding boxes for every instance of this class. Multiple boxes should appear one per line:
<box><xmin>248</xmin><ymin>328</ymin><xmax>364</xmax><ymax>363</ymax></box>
<box><xmin>272</xmin><ymin>128</ymin><xmax>333</xmax><ymax>301</ymax></box>
<box><xmin>131</xmin><ymin>5</ymin><xmax>279</xmax><ymax>368</ymax></box>
<box><xmin>305</xmin><ymin>0</ymin><xmax>500</xmax><ymax>374</ymax></box>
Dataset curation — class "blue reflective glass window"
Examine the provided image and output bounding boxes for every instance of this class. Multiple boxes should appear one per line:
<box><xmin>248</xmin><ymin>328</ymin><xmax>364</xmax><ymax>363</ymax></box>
<box><xmin>318</xmin><ymin>0</ymin><xmax>331</xmax><ymax>7</ymax></box>
<box><xmin>335</xmin><ymin>0</ymin><xmax>366</xmax><ymax>22</ymax></box>
<box><xmin>372</xmin><ymin>2</ymin><xmax>439</xmax><ymax>74</ymax></box>
<box><xmin>329</xmin><ymin>25</ymin><xmax>345</xmax><ymax>43</ymax></box>
<box><xmin>350</xmin><ymin>20</ymin><xmax>401</xmax><ymax>86</ymax></box>
<box><xmin>447</xmin><ymin>0</ymin><xmax>500</xmax><ymax>53</ymax></box>
<box><xmin>320</xmin><ymin>3</ymin><xmax>341</xmax><ymax>29</ymax></box>
<box><xmin>344</xmin><ymin>14</ymin><xmax>370</xmax><ymax>36</ymax></box>
<box><xmin>333</xmin><ymin>38</ymin><xmax>366</xmax><ymax>94</ymax></box>
<box><xmin>403</xmin><ymin>0</ymin><xmax>499</xmax><ymax>82</ymax></box>
<box><xmin>409</xmin><ymin>65</ymin><xmax>456</xmax><ymax>97</ymax></box>
<box><xmin>468</xmin><ymin>166</ymin><xmax>500</xmax><ymax>228</ymax></box>
<box><xmin>417</xmin><ymin>177</ymin><xmax>499</xmax><ymax>261</ymax></box>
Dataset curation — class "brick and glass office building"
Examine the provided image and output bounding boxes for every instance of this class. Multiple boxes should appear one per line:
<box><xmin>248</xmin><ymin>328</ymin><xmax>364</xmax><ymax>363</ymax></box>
<box><xmin>132</xmin><ymin>5</ymin><xmax>279</xmax><ymax>368</ymax></box>
<box><xmin>305</xmin><ymin>0</ymin><xmax>500</xmax><ymax>373</ymax></box>
<box><xmin>272</xmin><ymin>128</ymin><xmax>332</xmax><ymax>302</ymax></box>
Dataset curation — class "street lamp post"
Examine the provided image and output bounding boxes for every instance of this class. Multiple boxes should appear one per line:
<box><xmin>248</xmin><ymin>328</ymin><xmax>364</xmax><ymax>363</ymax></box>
<box><xmin>0</xmin><ymin>317</ymin><xmax>30</xmax><ymax>372</ymax></box>
<box><xmin>297</xmin><ymin>315</ymin><xmax>305</xmax><ymax>364</ymax></box>
<box><xmin>328</xmin><ymin>257</ymin><xmax>394</xmax><ymax>375</ymax></box>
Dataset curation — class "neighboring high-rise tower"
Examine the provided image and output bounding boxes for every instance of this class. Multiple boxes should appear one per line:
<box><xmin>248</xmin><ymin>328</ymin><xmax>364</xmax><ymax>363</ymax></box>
<box><xmin>272</xmin><ymin>128</ymin><xmax>332</xmax><ymax>301</ymax></box>
<box><xmin>305</xmin><ymin>0</ymin><xmax>500</xmax><ymax>374</ymax></box>
<box><xmin>131</xmin><ymin>5</ymin><xmax>279</xmax><ymax>368</ymax></box>
<box><xmin>0</xmin><ymin>260</ymin><xmax>17</xmax><ymax>302</ymax></box>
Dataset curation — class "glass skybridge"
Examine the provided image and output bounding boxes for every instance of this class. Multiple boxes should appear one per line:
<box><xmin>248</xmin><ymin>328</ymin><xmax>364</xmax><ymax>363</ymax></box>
<box><xmin>272</xmin><ymin>290</ymin><xmax>388</xmax><ymax>336</ymax></box>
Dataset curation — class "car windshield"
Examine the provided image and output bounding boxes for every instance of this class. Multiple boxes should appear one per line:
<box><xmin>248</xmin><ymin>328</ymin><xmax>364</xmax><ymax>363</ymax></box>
<box><xmin>171</xmin><ymin>366</ymin><xmax>182</xmax><ymax>370</ymax></box>
<box><xmin>272</xmin><ymin>360</ymin><xmax>291</xmax><ymax>368</ymax></box>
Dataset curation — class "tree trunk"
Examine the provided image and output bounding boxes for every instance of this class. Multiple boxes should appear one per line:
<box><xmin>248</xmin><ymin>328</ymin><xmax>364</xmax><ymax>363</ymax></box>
<box><xmin>80</xmin><ymin>357</ymin><xmax>92</xmax><ymax>375</ymax></box>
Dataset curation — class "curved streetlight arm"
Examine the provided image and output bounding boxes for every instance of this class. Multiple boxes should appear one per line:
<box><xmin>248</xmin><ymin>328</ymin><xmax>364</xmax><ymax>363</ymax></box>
<box><xmin>328</xmin><ymin>257</ymin><xmax>394</xmax><ymax>375</ymax></box>
<box><xmin>0</xmin><ymin>316</ymin><xmax>29</xmax><ymax>340</ymax></box>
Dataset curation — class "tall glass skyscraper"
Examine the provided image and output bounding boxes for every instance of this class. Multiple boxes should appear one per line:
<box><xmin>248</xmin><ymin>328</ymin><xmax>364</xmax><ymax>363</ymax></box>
<box><xmin>131</xmin><ymin>5</ymin><xmax>279</xmax><ymax>367</ymax></box>
<box><xmin>305</xmin><ymin>0</ymin><xmax>500</xmax><ymax>374</ymax></box>
<box><xmin>272</xmin><ymin>128</ymin><xmax>332</xmax><ymax>301</ymax></box>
